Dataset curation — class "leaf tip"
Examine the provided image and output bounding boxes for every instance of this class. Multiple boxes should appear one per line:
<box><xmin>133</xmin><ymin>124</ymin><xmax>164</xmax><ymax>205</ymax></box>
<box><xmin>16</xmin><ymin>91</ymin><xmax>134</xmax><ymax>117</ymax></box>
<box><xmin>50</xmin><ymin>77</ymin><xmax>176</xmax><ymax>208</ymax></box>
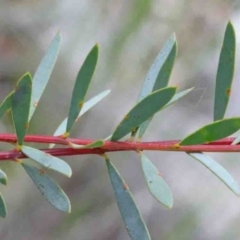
<box><xmin>67</xmin><ymin>202</ymin><xmax>71</xmax><ymax>213</ymax></box>
<box><xmin>167</xmin><ymin>201</ymin><xmax>174</xmax><ymax>209</ymax></box>
<box><xmin>66</xmin><ymin>167</ymin><xmax>72</xmax><ymax>178</ymax></box>
<box><xmin>92</xmin><ymin>43</ymin><xmax>99</xmax><ymax>54</ymax></box>
<box><xmin>227</xmin><ymin>20</ymin><xmax>234</xmax><ymax>28</ymax></box>
<box><xmin>55</xmin><ymin>31</ymin><xmax>62</xmax><ymax>39</ymax></box>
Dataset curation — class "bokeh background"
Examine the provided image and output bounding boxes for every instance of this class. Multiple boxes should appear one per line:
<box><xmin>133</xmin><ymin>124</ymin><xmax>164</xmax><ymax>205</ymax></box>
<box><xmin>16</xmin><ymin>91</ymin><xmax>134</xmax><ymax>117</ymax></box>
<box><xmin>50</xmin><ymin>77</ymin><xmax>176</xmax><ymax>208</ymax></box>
<box><xmin>0</xmin><ymin>1</ymin><xmax>240</xmax><ymax>239</ymax></box>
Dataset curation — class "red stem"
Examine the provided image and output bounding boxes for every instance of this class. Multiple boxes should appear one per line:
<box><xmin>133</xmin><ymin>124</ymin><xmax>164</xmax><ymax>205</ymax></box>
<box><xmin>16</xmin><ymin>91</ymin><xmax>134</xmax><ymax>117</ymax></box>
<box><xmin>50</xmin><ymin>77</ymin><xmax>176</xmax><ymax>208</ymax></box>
<box><xmin>0</xmin><ymin>134</ymin><xmax>238</xmax><ymax>161</ymax></box>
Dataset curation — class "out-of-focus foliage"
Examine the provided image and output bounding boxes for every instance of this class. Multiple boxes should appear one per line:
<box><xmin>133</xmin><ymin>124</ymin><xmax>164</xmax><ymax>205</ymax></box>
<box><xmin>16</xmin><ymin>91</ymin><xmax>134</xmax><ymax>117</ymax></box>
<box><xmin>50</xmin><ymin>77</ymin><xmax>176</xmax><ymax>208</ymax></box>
<box><xmin>0</xmin><ymin>1</ymin><xmax>240</xmax><ymax>240</ymax></box>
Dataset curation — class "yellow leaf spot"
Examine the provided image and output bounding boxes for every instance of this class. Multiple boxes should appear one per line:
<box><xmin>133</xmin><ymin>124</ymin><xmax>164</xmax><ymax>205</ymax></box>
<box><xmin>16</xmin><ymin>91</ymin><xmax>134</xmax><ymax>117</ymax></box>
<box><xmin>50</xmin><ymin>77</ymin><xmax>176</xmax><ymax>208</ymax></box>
<box><xmin>34</xmin><ymin>102</ymin><xmax>38</xmax><ymax>107</ymax></box>
<box><xmin>123</xmin><ymin>183</ymin><xmax>129</xmax><ymax>190</ymax></box>
<box><xmin>172</xmin><ymin>143</ymin><xmax>180</xmax><ymax>149</ymax></box>
<box><xmin>226</xmin><ymin>89</ymin><xmax>231</xmax><ymax>96</ymax></box>
<box><xmin>124</xmin><ymin>114</ymin><xmax>129</xmax><ymax>120</ymax></box>
<box><xmin>39</xmin><ymin>168</ymin><xmax>45</xmax><ymax>175</ymax></box>
<box><xmin>25</xmin><ymin>123</ymin><xmax>29</xmax><ymax>129</ymax></box>
<box><xmin>79</xmin><ymin>101</ymin><xmax>84</xmax><ymax>108</ymax></box>
<box><xmin>16</xmin><ymin>145</ymin><xmax>22</xmax><ymax>151</ymax></box>
<box><xmin>61</xmin><ymin>132</ymin><xmax>69</xmax><ymax>139</ymax></box>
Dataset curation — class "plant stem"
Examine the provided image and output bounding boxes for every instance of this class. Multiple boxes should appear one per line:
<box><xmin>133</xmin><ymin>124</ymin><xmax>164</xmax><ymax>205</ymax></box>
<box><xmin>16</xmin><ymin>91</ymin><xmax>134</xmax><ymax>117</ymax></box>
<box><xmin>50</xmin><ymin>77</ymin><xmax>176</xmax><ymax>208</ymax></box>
<box><xmin>0</xmin><ymin>134</ymin><xmax>238</xmax><ymax>161</ymax></box>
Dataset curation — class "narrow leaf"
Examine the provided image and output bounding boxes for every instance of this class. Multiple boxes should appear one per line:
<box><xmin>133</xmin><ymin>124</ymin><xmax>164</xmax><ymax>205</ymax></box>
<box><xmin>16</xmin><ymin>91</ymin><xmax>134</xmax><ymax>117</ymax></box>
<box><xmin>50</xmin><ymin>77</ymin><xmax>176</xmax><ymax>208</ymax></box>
<box><xmin>51</xmin><ymin>89</ymin><xmax>110</xmax><ymax>138</ymax></box>
<box><xmin>141</xmin><ymin>153</ymin><xmax>173</xmax><ymax>208</ymax></box>
<box><xmin>22</xmin><ymin>163</ymin><xmax>71</xmax><ymax>212</ymax></box>
<box><xmin>136</xmin><ymin>35</ymin><xmax>177</xmax><ymax>139</ymax></box>
<box><xmin>188</xmin><ymin>152</ymin><xmax>240</xmax><ymax>196</ymax></box>
<box><xmin>68</xmin><ymin>140</ymin><xmax>104</xmax><ymax>149</ymax></box>
<box><xmin>66</xmin><ymin>44</ymin><xmax>98</xmax><ymax>134</ymax></box>
<box><xmin>0</xmin><ymin>92</ymin><xmax>13</xmax><ymax>119</ymax></box>
<box><xmin>29</xmin><ymin>32</ymin><xmax>61</xmax><ymax>121</ymax></box>
<box><xmin>137</xmin><ymin>34</ymin><xmax>177</xmax><ymax>102</ymax></box>
<box><xmin>22</xmin><ymin>146</ymin><xmax>72</xmax><ymax>177</ymax></box>
<box><xmin>138</xmin><ymin>88</ymin><xmax>193</xmax><ymax>139</ymax></box>
<box><xmin>111</xmin><ymin>87</ymin><xmax>176</xmax><ymax>141</ymax></box>
<box><xmin>0</xmin><ymin>168</ymin><xmax>7</xmax><ymax>185</ymax></box>
<box><xmin>179</xmin><ymin>118</ymin><xmax>240</xmax><ymax>146</ymax></box>
<box><xmin>214</xmin><ymin>22</ymin><xmax>235</xmax><ymax>121</ymax></box>
<box><xmin>0</xmin><ymin>193</ymin><xmax>7</xmax><ymax>218</ymax></box>
<box><xmin>105</xmin><ymin>157</ymin><xmax>151</xmax><ymax>240</ymax></box>
<box><xmin>12</xmin><ymin>73</ymin><xmax>32</xmax><ymax>146</ymax></box>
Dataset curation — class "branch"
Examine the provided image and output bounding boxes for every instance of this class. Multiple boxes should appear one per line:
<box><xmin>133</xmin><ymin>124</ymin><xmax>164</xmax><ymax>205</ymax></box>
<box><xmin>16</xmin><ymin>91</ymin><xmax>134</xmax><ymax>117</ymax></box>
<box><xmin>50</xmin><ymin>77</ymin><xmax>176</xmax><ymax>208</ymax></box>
<box><xmin>0</xmin><ymin>134</ymin><xmax>239</xmax><ymax>161</ymax></box>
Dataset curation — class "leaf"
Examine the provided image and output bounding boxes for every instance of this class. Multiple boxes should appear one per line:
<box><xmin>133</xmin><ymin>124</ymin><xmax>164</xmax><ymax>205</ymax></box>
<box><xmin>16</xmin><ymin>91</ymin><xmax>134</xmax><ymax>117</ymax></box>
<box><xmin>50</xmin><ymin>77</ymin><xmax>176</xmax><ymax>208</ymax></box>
<box><xmin>0</xmin><ymin>193</ymin><xmax>7</xmax><ymax>218</ymax></box>
<box><xmin>22</xmin><ymin>146</ymin><xmax>72</xmax><ymax>177</ymax></box>
<box><xmin>0</xmin><ymin>92</ymin><xmax>13</xmax><ymax>119</ymax></box>
<box><xmin>11</xmin><ymin>73</ymin><xmax>32</xmax><ymax>146</ymax></box>
<box><xmin>65</xmin><ymin>44</ymin><xmax>98</xmax><ymax>134</ymax></box>
<box><xmin>179</xmin><ymin>118</ymin><xmax>240</xmax><ymax>146</ymax></box>
<box><xmin>111</xmin><ymin>87</ymin><xmax>176</xmax><ymax>141</ymax></box>
<box><xmin>105</xmin><ymin>157</ymin><xmax>151</xmax><ymax>240</ymax></box>
<box><xmin>22</xmin><ymin>163</ymin><xmax>71</xmax><ymax>213</ymax></box>
<box><xmin>68</xmin><ymin>139</ymin><xmax>104</xmax><ymax>149</ymax></box>
<box><xmin>138</xmin><ymin>88</ymin><xmax>193</xmax><ymax>139</ymax></box>
<box><xmin>214</xmin><ymin>21</ymin><xmax>235</xmax><ymax>121</ymax></box>
<box><xmin>188</xmin><ymin>152</ymin><xmax>240</xmax><ymax>196</ymax></box>
<box><xmin>141</xmin><ymin>153</ymin><xmax>173</xmax><ymax>208</ymax></box>
<box><xmin>136</xmin><ymin>34</ymin><xmax>177</xmax><ymax>139</ymax></box>
<box><xmin>51</xmin><ymin>89</ymin><xmax>110</xmax><ymax>138</ymax></box>
<box><xmin>0</xmin><ymin>168</ymin><xmax>7</xmax><ymax>185</ymax></box>
<box><xmin>29</xmin><ymin>32</ymin><xmax>61</xmax><ymax>121</ymax></box>
<box><xmin>137</xmin><ymin>34</ymin><xmax>177</xmax><ymax>102</ymax></box>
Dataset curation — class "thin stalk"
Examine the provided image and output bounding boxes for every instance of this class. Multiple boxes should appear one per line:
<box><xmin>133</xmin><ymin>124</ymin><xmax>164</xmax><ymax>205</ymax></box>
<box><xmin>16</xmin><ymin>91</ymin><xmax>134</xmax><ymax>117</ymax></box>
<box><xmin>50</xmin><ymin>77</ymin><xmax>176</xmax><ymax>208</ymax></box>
<box><xmin>0</xmin><ymin>134</ymin><xmax>238</xmax><ymax>161</ymax></box>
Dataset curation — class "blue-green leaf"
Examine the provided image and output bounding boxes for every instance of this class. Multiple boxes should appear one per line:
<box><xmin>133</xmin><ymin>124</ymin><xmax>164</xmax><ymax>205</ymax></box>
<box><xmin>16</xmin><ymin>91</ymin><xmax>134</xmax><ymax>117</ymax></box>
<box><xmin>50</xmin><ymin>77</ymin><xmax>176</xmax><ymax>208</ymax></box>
<box><xmin>0</xmin><ymin>168</ymin><xmax>7</xmax><ymax>185</ymax></box>
<box><xmin>214</xmin><ymin>21</ymin><xmax>235</xmax><ymax>121</ymax></box>
<box><xmin>0</xmin><ymin>193</ymin><xmax>7</xmax><ymax>218</ymax></box>
<box><xmin>179</xmin><ymin>118</ymin><xmax>240</xmax><ymax>146</ymax></box>
<box><xmin>0</xmin><ymin>92</ymin><xmax>13</xmax><ymax>119</ymax></box>
<box><xmin>22</xmin><ymin>163</ymin><xmax>71</xmax><ymax>212</ymax></box>
<box><xmin>68</xmin><ymin>139</ymin><xmax>104</xmax><ymax>149</ymax></box>
<box><xmin>141</xmin><ymin>153</ymin><xmax>173</xmax><ymax>208</ymax></box>
<box><xmin>22</xmin><ymin>146</ymin><xmax>72</xmax><ymax>177</ymax></box>
<box><xmin>111</xmin><ymin>87</ymin><xmax>176</xmax><ymax>141</ymax></box>
<box><xmin>65</xmin><ymin>44</ymin><xmax>98</xmax><ymax>134</ymax></box>
<box><xmin>137</xmin><ymin>34</ymin><xmax>177</xmax><ymax>102</ymax></box>
<box><xmin>12</xmin><ymin>73</ymin><xmax>32</xmax><ymax>147</ymax></box>
<box><xmin>138</xmin><ymin>88</ymin><xmax>193</xmax><ymax>139</ymax></box>
<box><xmin>105</xmin><ymin>157</ymin><xmax>151</xmax><ymax>240</ymax></box>
<box><xmin>29</xmin><ymin>32</ymin><xmax>61</xmax><ymax>121</ymax></box>
<box><xmin>188</xmin><ymin>152</ymin><xmax>240</xmax><ymax>196</ymax></box>
<box><xmin>135</xmin><ymin>35</ymin><xmax>177</xmax><ymax>139</ymax></box>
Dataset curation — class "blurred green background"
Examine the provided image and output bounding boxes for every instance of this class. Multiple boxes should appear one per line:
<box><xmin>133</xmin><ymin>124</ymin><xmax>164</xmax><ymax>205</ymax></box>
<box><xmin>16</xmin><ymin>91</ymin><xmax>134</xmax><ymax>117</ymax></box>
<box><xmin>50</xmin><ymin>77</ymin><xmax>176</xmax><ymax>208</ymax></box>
<box><xmin>0</xmin><ymin>0</ymin><xmax>240</xmax><ymax>239</ymax></box>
